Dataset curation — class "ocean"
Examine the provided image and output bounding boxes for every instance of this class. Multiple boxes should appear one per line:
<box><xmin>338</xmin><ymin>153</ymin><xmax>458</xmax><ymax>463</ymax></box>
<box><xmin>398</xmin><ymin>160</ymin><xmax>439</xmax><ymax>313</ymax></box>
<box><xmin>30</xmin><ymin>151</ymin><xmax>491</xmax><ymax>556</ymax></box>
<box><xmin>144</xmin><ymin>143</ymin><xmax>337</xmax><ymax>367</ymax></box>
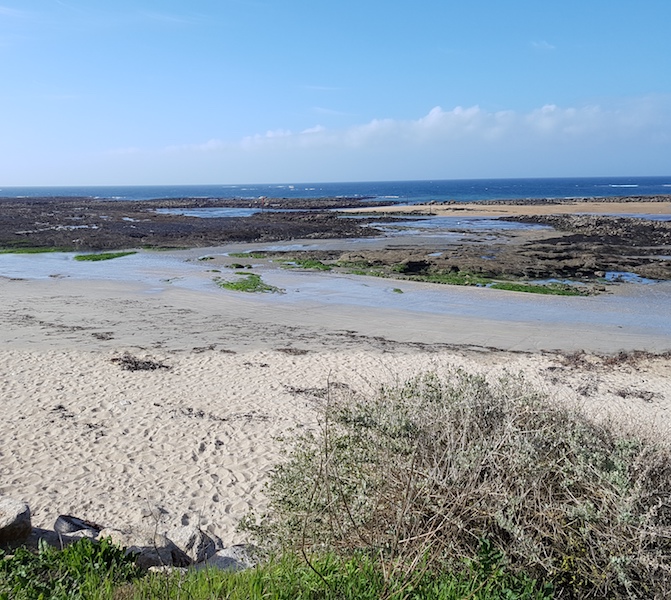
<box><xmin>1</xmin><ymin>176</ymin><xmax>670</xmax><ymax>204</ymax></box>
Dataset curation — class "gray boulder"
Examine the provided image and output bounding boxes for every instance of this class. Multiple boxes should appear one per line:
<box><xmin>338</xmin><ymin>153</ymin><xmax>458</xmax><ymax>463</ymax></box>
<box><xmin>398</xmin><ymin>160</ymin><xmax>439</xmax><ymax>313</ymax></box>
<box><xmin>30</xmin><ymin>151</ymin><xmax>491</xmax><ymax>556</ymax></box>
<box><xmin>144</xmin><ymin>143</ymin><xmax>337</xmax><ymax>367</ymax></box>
<box><xmin>194</xmin><ymin>544</ymin><xmax>259</xmax><ymax>572</ymax></box>
<box><xmin>168</xmin><ymin>526</ymin><xmax>222</xmax><ymax>564</ymax></box>
<box><xmin>0</xmin><ymin>497</ymin><xmax>31</xmax><ymax>546</ymax></box>
<box><xmin>97</xmin><ymin>527</ymin><xmax>191</xmax><ymax>570</ymax></box>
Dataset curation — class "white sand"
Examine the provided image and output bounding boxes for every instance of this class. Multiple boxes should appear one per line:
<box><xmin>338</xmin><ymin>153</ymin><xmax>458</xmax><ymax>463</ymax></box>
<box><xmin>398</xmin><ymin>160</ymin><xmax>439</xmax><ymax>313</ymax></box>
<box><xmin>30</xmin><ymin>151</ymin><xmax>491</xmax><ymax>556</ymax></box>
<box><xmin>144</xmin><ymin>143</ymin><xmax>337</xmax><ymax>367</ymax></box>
<box><xmin>348</xmin><ymin>199</ymin><xmax>671</xmax><ymax>217</ymax></box>
<box><xmin>1</xmin><ymin>257</ymin><xmax>671</xmax><ymax>545</ymax></box>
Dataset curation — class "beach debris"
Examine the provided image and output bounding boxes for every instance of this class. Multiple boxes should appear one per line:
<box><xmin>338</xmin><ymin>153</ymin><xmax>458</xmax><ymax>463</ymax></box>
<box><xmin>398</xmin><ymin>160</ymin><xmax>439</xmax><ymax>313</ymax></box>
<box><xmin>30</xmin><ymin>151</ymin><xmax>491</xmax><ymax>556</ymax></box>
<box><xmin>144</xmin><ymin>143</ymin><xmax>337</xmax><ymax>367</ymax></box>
<box><xmin>54</xmin><ymin>514</ymin><xmax>103</xmax><ymax>536</ymax></box>
<box><xmin>111</xmin><ymin>352</ymin><xmax>171</xmax><ymax>371</ymax></box>
<box><xmin>0</xmin><ymin>497</ymin><xmax>31</xmax><ymax>546</ymax></box>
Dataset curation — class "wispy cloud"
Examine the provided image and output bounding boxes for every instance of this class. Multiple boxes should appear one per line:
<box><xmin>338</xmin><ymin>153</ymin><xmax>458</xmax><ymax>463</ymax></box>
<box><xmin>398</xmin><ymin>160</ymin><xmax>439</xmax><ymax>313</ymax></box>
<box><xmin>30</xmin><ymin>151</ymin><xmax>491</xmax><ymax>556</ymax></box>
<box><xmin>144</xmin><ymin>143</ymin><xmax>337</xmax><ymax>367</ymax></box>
<box><xmin>138</xmin><ymin>11</ymin><xmax>204</xmax><ymax>25</ymax></box>
<box><xmin>531</xmin><ymin>40</ymin><xmax>556</xmax><ymax>51</ymax></box>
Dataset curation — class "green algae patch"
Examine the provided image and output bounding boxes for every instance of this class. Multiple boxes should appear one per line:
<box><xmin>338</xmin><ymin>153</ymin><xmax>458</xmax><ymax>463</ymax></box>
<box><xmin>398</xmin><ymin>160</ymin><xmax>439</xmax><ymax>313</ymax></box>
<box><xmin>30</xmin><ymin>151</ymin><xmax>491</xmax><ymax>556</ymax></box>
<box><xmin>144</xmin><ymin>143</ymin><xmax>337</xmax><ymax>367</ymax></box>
<box><xmin>215</xmin><ymin>273</ymin><xmax>283</xmax><ymax>293</ymax></box>
<box><xmin>490</xmin><ymin>282</ymin><xmax>587</xmax><ymax>296</ymax></box>
<box><xmin>74</xmin><ymin>251</ymin><xmax>137</xmax><ymax>261</ymax></box>
<box><xmin>0</xmin><ymin>246</ymin><xmax>75</xmax><ymax>254</ymax></box>
<box><xmin>228</xmin><ymin>251</ymin><xmax>267</xmax><ymax>259</ymax></box>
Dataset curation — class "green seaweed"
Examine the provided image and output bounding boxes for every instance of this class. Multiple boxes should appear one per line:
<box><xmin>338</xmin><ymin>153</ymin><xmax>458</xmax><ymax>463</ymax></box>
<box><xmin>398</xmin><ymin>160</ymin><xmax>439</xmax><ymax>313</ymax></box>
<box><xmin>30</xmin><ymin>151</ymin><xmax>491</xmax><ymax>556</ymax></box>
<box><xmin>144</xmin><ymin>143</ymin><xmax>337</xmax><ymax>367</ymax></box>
<box><xmin>73</xmin><ymin>251</ymin><xmax>137</xmax><ymax>262</ymax></box>
<box><xmin>214</xmin><ymin>273</ymin><xmax>283</xmax><ymax>293</ymax></box>
<box><xmin>490</xmin><ymin>282</ymin><xmax>586</xmax><ymax>296</ymax></box>
<box><xmin>0</xmin><ymin>246</ymin><xmax>74</xmax><ymax>254</ymax></box>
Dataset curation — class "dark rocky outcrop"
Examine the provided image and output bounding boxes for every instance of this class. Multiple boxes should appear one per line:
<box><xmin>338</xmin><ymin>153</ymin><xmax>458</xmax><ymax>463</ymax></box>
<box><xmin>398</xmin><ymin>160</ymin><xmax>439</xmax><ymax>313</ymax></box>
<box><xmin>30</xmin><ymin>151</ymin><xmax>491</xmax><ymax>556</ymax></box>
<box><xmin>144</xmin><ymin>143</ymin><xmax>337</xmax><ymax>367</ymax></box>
<box><xmin>0</xmin><ymin>497</ymin><xmax>31</xmax><ymax>546</ymax></box>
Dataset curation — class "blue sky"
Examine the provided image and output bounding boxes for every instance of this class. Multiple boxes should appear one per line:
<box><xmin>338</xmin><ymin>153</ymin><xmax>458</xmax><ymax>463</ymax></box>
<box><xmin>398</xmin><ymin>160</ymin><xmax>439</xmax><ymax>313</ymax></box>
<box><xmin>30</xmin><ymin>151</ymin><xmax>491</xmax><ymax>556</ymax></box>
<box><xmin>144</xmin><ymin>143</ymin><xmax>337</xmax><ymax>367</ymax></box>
<box><xmin>1</xmin><ymin>1</ymin><xmax>670</xmax><ymax>185</ymax></box>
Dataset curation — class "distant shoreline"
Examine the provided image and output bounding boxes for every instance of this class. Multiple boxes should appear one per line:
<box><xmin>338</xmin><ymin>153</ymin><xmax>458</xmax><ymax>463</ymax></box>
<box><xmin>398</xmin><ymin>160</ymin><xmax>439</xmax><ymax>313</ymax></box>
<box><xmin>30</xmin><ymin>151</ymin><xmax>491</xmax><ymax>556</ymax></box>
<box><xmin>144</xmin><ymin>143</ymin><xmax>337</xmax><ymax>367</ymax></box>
<box><xmin>348</xmin><ymin>197</ymin><xmax>671</xmax><ymax>218</ymax></box>
<box><xmin>2</xmin><ymin>193</ymin><xmax>671</xmax><ymax>205</ymax></box>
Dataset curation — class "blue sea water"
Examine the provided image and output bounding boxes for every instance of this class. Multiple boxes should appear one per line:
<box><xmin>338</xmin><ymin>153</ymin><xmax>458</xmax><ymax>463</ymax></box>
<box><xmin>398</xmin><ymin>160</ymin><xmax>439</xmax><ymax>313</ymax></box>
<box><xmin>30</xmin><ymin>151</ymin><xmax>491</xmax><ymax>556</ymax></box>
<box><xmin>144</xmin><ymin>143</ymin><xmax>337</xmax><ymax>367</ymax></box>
<box><xmin>1</xmin><ymin>176</ymin><xmax>670</xmax><ymax>204</ymax></box>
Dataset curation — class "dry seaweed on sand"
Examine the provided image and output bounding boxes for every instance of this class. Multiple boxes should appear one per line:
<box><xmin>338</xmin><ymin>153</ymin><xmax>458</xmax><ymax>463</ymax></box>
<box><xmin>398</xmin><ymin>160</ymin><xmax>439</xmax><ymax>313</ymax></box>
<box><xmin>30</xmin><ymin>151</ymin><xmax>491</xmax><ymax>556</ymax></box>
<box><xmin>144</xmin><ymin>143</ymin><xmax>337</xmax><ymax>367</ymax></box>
<box><xmin>111</xmin><ymin>353</ymin><xmax>171</xmax><ymax>371</ymax></box>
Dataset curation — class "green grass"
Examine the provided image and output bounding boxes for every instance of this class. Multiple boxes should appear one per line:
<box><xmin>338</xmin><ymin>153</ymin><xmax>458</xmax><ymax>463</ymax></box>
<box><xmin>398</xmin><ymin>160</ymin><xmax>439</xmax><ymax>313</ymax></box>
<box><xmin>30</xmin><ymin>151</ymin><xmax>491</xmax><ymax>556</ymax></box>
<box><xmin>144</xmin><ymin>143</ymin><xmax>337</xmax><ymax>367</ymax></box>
<box><xmin>73</xmin><ymin>251</ymin><xmax>137</xmax><ymax>262</ymax></box>
<box><xmin>121</xmin><ymin>550</ymin><xmax>551</xmax><ymax>600</ymax></box>
<box><xmin>490</xmin><ymin>282</ymin><xmax>586</xmax><ymax>296</ymax></box>
<box><xmin>0</xmin><ymin>537</ymin><xmax>139</xmax><ymax>600</ymax></box>
<box><xmin>214</xmin><ymin>273</ymin><xmax>283</xmax><ymax>293</ymax></box>
<box><xmin>0</xmin><ymin>542</ymin><xmax>551</xmax><ymax>600</ymax></box>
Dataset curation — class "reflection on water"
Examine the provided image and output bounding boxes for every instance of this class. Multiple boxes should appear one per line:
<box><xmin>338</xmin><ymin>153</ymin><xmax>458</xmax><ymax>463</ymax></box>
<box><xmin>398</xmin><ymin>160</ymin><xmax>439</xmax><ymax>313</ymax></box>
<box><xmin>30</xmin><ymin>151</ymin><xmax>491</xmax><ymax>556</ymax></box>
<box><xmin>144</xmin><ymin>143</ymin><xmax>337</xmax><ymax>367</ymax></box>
<box><xmin>365</xmin><ymin>216</ymin><xmax>552</xmax><ymax>238</ymax></box>
<box><xmin>156</xmin><ymin>207</ymin><xmax>261</xmax><ymax>218</ymax></box>
<box><xmin>605</xmin><ymin>272</ymin><xmax>658</xmax><ymax>284</ymax></box>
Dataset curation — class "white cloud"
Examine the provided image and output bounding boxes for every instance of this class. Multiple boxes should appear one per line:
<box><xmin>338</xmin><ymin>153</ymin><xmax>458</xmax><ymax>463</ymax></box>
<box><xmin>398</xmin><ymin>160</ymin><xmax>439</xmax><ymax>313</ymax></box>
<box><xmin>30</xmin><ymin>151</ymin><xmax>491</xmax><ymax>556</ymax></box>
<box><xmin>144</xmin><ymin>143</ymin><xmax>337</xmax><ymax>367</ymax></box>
<box><xmin>117</xmin><ymin>96</ymin><xmax>670</xmax><ymax>183</ymax></box>
<box><xmin>161</xmin><ymin>98</ymin><xmax>671</xmax><ymax>158</ymax></box>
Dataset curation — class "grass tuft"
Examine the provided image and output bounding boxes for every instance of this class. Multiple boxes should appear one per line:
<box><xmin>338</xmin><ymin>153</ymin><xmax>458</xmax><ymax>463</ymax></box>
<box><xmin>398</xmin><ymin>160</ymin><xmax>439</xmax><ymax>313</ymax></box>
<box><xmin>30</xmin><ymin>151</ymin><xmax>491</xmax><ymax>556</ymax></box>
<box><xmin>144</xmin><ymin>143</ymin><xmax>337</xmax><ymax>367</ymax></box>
<box><xmin>0</xmin><ymin>537</ymin><xmax>140</xmax><ymax>599</ymax></box>
<box><xmin>123</xmin><ymin>550</ymin><xmax>551</xmax><ymax>600</ymax></box>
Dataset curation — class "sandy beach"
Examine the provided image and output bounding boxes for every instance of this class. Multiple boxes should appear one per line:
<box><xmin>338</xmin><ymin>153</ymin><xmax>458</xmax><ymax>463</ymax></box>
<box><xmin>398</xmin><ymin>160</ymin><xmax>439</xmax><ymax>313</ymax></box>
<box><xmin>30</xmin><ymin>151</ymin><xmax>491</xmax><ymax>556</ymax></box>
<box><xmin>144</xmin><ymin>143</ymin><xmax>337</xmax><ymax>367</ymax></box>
<box><xmin>348</xmin><ymin>199</ymin><xmax>671</xmax><ymax>218</ymax></box>
<box><xmin>1</xmin><ymin>198</ymin><xmax>671</xmax><ymax>545</ymax></box>
<box><xmin>1</xmin><ymin>243</ymin><xmax>671</xmax><ymax>545</ymax></box>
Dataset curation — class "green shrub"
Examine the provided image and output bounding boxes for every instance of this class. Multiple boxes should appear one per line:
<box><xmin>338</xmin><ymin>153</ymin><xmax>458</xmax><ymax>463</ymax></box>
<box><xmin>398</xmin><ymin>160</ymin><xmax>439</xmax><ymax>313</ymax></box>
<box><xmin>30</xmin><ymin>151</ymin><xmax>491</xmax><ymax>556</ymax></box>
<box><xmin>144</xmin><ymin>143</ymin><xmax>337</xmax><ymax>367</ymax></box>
<box><xmin>244</xmin><ymin>370</ymin><xmax>671</xmax><ymax>598</ymax></box>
